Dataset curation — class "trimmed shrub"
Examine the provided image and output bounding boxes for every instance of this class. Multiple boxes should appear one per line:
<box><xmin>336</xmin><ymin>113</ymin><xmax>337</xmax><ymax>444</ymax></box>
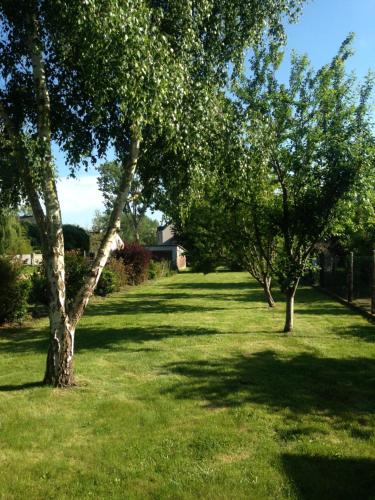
<box><xmin>95</xmin><ymin>268</ymin><xmax>120</xmax><ymax>296</ymax></box>
<box><xmin>115</xmin><ymin>243</ymin><xmax>151</xmax><ymax>285</ymax></box>
<box><xmin>0</xmin><ymin>257</ymin><xmax>30</xmax><ymax>324</ymax></box>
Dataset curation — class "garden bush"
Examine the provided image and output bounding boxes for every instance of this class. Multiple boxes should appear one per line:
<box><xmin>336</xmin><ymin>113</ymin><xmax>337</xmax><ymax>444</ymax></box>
<box><xmin>30</xmin><ymin>251</ymin><xmax>90</xmax><ymax>306</ymax></box>
<box><xmin>30</xmin><ymin>252</ymin><xmax>127</xmax><ymax>306</ymax></box>
<box><xmin>64</xmin><ymin>250</ymin><xmax>91</xmax><ymax>300</ymax></box>
<box><xmin>114</xmin><ymin>243</ymin><xmax>151</xmax><ymax>285</ymax></box>
<box><xmin>29</xmin><ymin>269</ymin><xmax>49</xmax><ymax>306</ymax></box>
<box><xmin>95</xmin><ymin>267</ymin><xmax>120</xmax><ymax>296</ymax></box>
<box><xmin>105</xmin><ymin>258</ymin><xmax>128</xmax><ymax>287</ymax></box>
<box><xmin>0</xmin><ymin>257</ymin><xmax>30</xmax><ymax>324</ymax></box>
<box><xmin>148</xmin><ymin>259</ymin><xmax>172</xmax><ymax>280</ymax></box>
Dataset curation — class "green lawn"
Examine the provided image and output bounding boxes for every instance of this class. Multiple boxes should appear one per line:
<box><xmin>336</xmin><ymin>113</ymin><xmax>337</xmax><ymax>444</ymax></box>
<box><xmin>0</xmin><ymin>272</ymin><xmax>374</xmax><ymax>499</ymax></box>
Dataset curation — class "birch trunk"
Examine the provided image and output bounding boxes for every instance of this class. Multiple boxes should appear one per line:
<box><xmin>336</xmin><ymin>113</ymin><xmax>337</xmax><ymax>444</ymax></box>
<box><xmin>27</xmin><ymin>14</ymin><xmax>75</xmax><ymax>385</ymax></box>
<box><xmin>69</xmin><ymin>139</ymin><xmax>140</xmax><ymax>330</ymax></box>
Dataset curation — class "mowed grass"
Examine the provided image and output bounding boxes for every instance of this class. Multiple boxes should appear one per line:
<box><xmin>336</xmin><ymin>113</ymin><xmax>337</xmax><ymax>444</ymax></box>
<box><xmin>0</xmin><ymin>272</ymin><xmax>375</xmax><ymax>500</ymax></box>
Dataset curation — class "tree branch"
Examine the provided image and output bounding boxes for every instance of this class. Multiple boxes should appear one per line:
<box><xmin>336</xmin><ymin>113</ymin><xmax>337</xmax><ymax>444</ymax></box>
<box><xmin>69</xmin><ymin>136</ymin><xmax>141</xmax><ymax>328</ymax></box>
<box><xmin>0</xmin><ymin>99</ymin><xmax>48</xmax><ymax>237</ymax></box>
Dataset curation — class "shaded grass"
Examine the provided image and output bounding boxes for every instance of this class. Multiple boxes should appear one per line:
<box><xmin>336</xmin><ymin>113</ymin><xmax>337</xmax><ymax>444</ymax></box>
<box><xmin>0</xmin><ymin>272</ymin><xmax>374</xmax><ymax>499</ymax></box>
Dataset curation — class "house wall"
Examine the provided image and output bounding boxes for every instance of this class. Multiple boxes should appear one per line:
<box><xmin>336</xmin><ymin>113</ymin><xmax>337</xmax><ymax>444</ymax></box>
<box><xmin>157</xmin><ymin>225</ymin><xmax>174</xmax><ymax>245</ymax></box>
<box><xmin>146</xmin><ymin>245</ymin><xmax>186</xmax><ymax>270</ymax></box>
<box><xmin>176</xmin><ymin>247</ymin><xmax>186</xmax><ymax>270</ymax></box>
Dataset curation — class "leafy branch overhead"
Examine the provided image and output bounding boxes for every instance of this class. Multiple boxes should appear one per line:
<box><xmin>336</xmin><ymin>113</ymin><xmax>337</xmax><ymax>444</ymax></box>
<box><xmin>0</xmin><ymin>0</ymin><xmax>305</xmax><ymax>386</ymax></box>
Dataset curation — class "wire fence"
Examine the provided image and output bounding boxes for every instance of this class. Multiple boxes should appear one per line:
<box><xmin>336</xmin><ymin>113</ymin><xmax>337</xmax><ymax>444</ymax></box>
<box><xmin>319</xmin><ymin>251</ymin><xmax>375</xmax><ymax>316</ymax></box>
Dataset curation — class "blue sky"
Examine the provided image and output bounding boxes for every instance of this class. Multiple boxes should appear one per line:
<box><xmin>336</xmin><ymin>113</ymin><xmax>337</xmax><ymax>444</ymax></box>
<box><xmin>57</xmin><ymin>0</ymin><xmax>375</xmax><ymax>228</ymax></box>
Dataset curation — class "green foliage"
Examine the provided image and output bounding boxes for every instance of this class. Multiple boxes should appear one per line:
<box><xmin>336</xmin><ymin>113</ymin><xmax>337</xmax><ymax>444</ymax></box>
<box><xmin>64</xmin><ymin>251</ymin><xmax>91</xmax><ymax>302</ymax></box>
<box><xmin>63</xmin><ymin>225</ymin><xmax>90</xmax><ymax>253</ymax></box>
<box><xmin>0</xmin><ymin>210</ymin><xmax>32</xmax><ymax>256</ymax></box>
<box><xmin>21</xmin><ymin>220</ymin><xmax>42</xmax><ymax>251</ymax></box>
<box><xmin>25</xmin><ymin>223</ymin><xmax>90</xmax><ymax>253</ymax></box>
<box><xmin>30</xmin><ymin>252</ymin><xmax>90</xmax><ymax>306</ymax></box>
<box><xmin>95</xmin><ymin>268</ymin><xmax>120</xmax><ymax>297</ymax></box>
<box><xmin>30</xmin><ymin>254</ymin><xmax>128</xmax><ymax>304</ymax></box>
<box><xmin>0</xmin><ymin>257</ymin><xmax>30</xmax><ymax>324</ymax></box>
<box><xmin>104</xmin><ymin>258</ymin><xmax>128</xmax><ymax>288</ymax></box>
<box><xmin>29</xmin><ymin>270</ymin><xmax>49</xmax><ymax>306</ymax></box>
<box><xmin>235</xmin><ymin>36</ymin><xmax>375</xmax><ymax>294</ymax></box>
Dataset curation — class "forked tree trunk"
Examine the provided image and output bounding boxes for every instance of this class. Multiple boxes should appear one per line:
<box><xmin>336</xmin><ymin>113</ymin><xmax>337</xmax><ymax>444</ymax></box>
<box><xmin>42</xmin><ymin>232</ymin><xmax>71</xmax><ymax>386</ymax></box>
<box><xmin>25</xmin><ymin>12</ymin><xmax>141</xmax><ymax>386</ymax></box>
<box><xmin>262</xmin><ymin>276</ymin><xmax>275</xmax><ymax>308</ymax></box>
<box><xmin>42</xmin><ymin>141</ymin><xmax>140</xmax><ymax>387</ymax></box>
<box><xmin>44</xmin><ymin>315</ymin><xmax>75</xmax><ymax>386</ymax></box>
<box><xmin>283</xmin><ymin>284</ymin><xmax>298</xmax><ymax>333</ymax></box>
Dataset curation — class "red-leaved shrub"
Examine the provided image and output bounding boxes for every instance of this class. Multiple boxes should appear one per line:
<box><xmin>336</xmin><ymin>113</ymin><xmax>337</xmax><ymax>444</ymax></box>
<box><xmin>114</xmin><ymin>242</ymin><xmax>151</xmax><ymax>285</ymax></box>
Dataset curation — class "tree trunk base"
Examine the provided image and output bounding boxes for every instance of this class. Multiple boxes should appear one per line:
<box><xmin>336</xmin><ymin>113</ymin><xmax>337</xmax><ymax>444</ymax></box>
<box><xmin>283</xmin><ymin>287</ymin><xmax>296</xmax><ymax>333</ymax></box>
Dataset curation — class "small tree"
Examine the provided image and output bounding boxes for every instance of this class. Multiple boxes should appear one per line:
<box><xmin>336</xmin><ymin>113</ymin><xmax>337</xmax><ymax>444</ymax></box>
<box><xmin>236</xmin><ymin>35</ymin><xmax>375</xmax><ymax>332</ymax></box>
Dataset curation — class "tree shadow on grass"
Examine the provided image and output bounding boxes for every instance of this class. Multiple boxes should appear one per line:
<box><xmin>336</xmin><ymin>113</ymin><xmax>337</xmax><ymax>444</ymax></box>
<box><xmin>84</xmin><ymin>298</ymin><xmax>226</xmax><ymax>318</ymax></box>
<box><xmin>163</xmin><ymin>280</ymin><xmax>261</xmax><ymax>298</ymax></box>
<box><xmin>75</xmin><ymin>325</ymin><xmax>220</xmax><ymax>352</ymax></box>
<box><xmin>0</xmin><ymin>323</ymin><xmax>221</xmax><ymax>355</ymax></box>
<box><xmin>164</xmin><ymin>281</ymin><xmax>261</xmax><ymax>291</ymax></box>
<box><xmin>162</xmin><ymin>280</ymin><xmax>277</xmax><ymax>306</ymax></box>
<box><xmin>330</xmin><ymin>324</ymin><xmax>375</xmax><ymax>343</ymax></box>
<box><xmin>124</xmin><ymin>290</ymin><xmax>268</xmax><ymax>305</ymax></box>
<box><xmin>0</xmin><ymin>381</ymin><xmax>44</xmax><ymax>392</ymax></box>
<box><xmin>282</xmin><ymin>454</ymin><xmax>375</xmax><ymax>500</ymax></box>
<box><xmin>0</xmin><ymin>325</ymin><xmax>49</xmax><ymax>354</ymax></box>
<box><xmin>163</xmin><ymin>350</ymin><xmax>375</xmax><ymax>421</ymax></box>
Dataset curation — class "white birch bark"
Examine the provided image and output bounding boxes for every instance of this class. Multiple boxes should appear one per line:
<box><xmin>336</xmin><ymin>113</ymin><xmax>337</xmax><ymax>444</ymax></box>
<box><xmin>3</xmin><ymin>13</ymin><xmax>141</xmax><ymax>386</ymax></box>
<box><xmin>69</xmin><ymin>138</ymin><xmax>141</xmax><ymax>329</ymax></box>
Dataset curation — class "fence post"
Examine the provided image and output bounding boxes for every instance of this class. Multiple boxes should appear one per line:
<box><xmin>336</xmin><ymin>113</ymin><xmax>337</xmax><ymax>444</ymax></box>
<box><xmin>372</xmin><ymin>249</ymin><xmax>375</xmax><ymax>315</ymax></box>
<box><xmin>347</xmin><ymin>251</ymin><xmax>354</xmax><ymax>303</ymax></box>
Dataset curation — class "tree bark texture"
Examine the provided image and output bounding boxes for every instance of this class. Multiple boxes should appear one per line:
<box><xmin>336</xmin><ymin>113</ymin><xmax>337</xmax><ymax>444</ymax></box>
<box><xmin>283</xmin><ymin>286</ymin><xmax>297</xmax><ymax>333</ymax></box>
<box><xmin>262</xmin><ymin>277</ymin><xmax>275</xmax><ymax>308</ymax></box>
<box><xmin>69</xmin><ymin>139</ymin><xmax>141</xmax><ymax>330</ymax></box>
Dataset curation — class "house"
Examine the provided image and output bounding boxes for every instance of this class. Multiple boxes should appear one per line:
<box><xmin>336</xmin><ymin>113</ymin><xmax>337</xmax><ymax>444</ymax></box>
<box><xmin>146</xmin><ymin>224</ymin><xmax>186</xmax><ymax>270</ymax></box>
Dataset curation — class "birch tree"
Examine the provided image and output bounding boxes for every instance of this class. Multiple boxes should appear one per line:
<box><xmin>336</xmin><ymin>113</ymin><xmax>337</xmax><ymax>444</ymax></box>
<box><xmin>0</xmin><ymin>0</ymin><xmax>305</xmax><ymax>386</ymax></box>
